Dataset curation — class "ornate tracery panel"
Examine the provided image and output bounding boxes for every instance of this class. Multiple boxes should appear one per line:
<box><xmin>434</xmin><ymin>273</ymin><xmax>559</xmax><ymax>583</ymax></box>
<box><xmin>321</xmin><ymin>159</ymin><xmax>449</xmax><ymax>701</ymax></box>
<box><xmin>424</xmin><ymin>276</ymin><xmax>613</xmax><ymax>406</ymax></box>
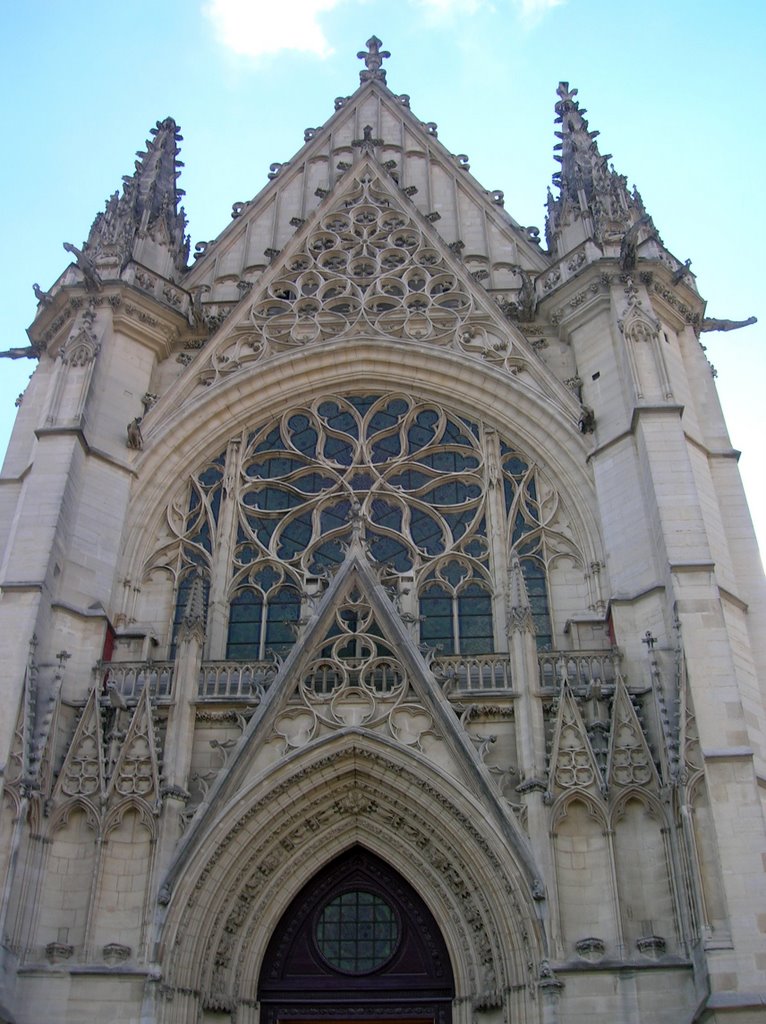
<box><xmin>144</xmin><ymin>394</ymin><xmax>584</xmax><ymax>658</ymax></box>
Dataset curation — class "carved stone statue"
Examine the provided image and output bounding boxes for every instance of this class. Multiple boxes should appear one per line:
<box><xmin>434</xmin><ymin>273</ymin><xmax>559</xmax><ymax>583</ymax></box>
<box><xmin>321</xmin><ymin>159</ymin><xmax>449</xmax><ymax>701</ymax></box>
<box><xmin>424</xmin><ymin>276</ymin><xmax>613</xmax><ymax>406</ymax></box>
<box><xmin>579</xmin><ymin>405</ymin><xmax>596</xmax><ymax>434</ymax></box>
<box><xmin>127</xmin><ymin>417</ymin><xmax>143</xmax><ymax>450</ymax></box>
<box><xmin>619</xmin><ymin>214</ymin><xmax>653</xmax><ymax>272</ymax></box>
<box><xmin>33</xmin><ymin>282</ymin><xmax>52</xmax><ymax>306</ymax></box>
<box><xmin>510</xmin><ymin>265</ymin><xmax>537</xmax><ymax>322</ymax></box>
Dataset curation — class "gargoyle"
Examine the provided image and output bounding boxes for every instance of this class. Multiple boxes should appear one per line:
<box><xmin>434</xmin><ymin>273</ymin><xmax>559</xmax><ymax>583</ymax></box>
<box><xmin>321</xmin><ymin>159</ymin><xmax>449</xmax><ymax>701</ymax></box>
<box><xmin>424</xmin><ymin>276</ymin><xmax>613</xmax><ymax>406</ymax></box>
<box><xmin>63</xmin><ymin>242</ymin><xmax>102</xmax><ymax>292</ymax></box>
<box><xmin>700</xmin><ymin>316</ymin><xmax>757</xmax><ymax>333</ymax></box>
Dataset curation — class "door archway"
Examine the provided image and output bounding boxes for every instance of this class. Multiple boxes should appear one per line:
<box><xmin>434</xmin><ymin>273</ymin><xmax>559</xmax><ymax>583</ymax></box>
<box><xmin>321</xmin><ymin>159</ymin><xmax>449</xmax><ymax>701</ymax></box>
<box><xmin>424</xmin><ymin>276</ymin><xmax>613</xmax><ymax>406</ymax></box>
<box><xmin>258</xmin><ymin>846</ymin><xmax>455</xmax><ymax>1024</ymax></box>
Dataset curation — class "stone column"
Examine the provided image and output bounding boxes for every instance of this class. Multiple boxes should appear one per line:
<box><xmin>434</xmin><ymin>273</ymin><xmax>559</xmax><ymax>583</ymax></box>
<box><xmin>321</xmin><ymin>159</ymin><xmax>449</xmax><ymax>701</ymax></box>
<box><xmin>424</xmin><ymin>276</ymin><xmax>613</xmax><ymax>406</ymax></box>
<box><xmin>155</xmin><ymin>575</ymin><xmax>206</xmax><ymax>889</ymax></box>
<box><xmin>507</xmin><ymin>556</ymin><xmax>554</xmax><ymax>921</ymax></box>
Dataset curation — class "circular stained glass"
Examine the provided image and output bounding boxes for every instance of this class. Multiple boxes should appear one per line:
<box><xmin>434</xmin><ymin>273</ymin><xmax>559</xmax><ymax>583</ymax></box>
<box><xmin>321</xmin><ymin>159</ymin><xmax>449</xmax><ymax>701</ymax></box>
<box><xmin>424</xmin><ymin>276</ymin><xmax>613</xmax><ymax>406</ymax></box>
<box><xmin>315</xmin><ymin>890</ymin><xmax>399</xmax><ymax>973</ymax></box>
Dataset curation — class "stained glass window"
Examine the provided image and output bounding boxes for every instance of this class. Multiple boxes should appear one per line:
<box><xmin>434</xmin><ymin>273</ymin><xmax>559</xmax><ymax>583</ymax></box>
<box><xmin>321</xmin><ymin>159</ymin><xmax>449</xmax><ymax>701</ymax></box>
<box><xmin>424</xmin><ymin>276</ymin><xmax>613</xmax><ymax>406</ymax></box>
<box><xmin>163</xmin><ymin>396</ymin><xmax>562</xmax><ymax>661</ymax></box>
<box><xmin>315</xmin><ymin>891</ymin><xmax>399</xmax><ymax>973</ymax></box>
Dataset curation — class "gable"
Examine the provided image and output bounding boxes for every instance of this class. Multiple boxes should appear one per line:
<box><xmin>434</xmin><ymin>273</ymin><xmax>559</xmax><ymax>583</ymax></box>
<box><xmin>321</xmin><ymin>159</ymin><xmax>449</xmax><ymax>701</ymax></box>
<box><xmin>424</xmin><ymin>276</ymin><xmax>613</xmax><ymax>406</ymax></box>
<box><xmin>142</xmin><ymin>151</ymin><xmax>581</xmax><ymax>450</ymax></box>
<box><xmin>183</xmin><ymin>80</ymin><xmax>548</xmax><ymax>311</ymax></box>
<box><xmin>165</xmin><ymin>544</ymin><xmax>537</xmax><ymax>890</ymax></box>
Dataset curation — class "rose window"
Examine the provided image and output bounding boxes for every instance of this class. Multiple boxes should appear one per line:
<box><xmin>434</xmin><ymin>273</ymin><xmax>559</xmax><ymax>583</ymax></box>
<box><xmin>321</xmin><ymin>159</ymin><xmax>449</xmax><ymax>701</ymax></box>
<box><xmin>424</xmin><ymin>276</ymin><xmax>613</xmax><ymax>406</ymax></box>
<box><xmin>152</xmin><ymin>393</ymin><xmax>566</xmax><ymax>660</ymax></box>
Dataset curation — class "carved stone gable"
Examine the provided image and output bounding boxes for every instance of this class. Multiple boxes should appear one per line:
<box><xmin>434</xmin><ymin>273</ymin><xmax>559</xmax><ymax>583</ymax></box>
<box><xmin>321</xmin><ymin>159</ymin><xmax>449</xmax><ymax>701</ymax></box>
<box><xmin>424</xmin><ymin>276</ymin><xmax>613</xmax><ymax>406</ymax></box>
<box><xmin>169</xmin><ymin>548</ymin><xmax>532</xmax><ymax>887</ymax></box>
<box><xmin>107</xmin><ymin>686</ymin><xmax>160</xmax><ymax>802</ymax></box>
<box><xmin>53</xmin><ymin>689</ymin><xmax>105</xmax><ymax>801</ymax></box>
<box><xmin>548</xmin><ymin>680</ymin><xmax>604</xmax><ymax>798</ymax></box>
<box><xmin>606</xmin><ymin>675</ymin><xmax>658</xmax><ymax>791</ymax></box>
<box><xmin>191</xmin><ymin>159</ymin><xmax>532</xmax><ymax>395</ymax></box>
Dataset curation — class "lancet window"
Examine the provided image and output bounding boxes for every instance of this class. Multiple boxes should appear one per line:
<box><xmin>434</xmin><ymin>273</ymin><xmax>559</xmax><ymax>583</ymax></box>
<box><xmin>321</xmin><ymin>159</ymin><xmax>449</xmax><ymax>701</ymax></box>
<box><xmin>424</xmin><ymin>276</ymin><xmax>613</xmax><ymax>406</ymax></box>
<box><xmin>151</xmin><ymin>394</ymin><xmax>578</xmax><ymax>661</ymax></box>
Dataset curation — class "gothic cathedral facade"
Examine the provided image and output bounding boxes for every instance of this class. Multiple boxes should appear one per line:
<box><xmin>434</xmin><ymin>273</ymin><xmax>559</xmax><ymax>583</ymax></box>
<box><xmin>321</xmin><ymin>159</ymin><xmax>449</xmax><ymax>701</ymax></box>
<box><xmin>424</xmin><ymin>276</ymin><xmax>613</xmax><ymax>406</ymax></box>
<box><xmin>1</xmin><ymin>39</ymin><xmax>765</xmax><ymax>1024</ymax></box>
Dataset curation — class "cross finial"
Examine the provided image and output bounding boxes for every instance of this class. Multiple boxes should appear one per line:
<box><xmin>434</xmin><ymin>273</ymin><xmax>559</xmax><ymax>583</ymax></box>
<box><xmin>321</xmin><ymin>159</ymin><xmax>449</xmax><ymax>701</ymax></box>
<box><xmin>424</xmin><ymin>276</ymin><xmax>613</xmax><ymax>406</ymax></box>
<box><xmin>357</xmin><ymin>35</ymin><xmax>390</xmax><ymax>84</ymax></box>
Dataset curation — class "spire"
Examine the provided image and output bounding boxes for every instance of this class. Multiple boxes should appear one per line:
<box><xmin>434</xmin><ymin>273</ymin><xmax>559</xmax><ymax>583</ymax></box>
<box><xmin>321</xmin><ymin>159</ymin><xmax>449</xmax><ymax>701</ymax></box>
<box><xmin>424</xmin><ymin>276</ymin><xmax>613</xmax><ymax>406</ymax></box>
<box><xmin>83</xmin><ymin>117</ymin><xmax>189</xmax><ymax>281</ymax></box>
<box><xmin>357</xmin><ymin>35</ymin><xmax>390</xmax><ymax>84</ymax></box>
<box><xmin>545</xmin><ymin>82</ymin><xmax>654</xmax><ymax>258</ymax></box>
<box><xmin>551</xmin><ymin>82</ymin><xmax>609</xmax><ymax>208</ymax></box>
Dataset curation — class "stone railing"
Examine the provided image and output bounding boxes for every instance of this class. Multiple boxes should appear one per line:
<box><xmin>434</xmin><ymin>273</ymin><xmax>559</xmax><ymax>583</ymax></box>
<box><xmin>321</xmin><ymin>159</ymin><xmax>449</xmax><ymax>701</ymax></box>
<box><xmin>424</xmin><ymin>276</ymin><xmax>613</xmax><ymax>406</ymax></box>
<box><xmin>100</xmin><ymin>661</ymin><xmax>174</xmax><ymax>701</ymax></box>
<box><xmin>537</xmin><ymin>649</ymin><xmax>620</xmax><ymax>690</ymax></box>
<box><xmin>197</xmin><ymin>661</ymin><xmax>277</xmax><ymax>700</ymax></box>
<box><xmin>99</xmin><ymin>660</ymin><xmax>276</xmax><ymax>703</ymax></box>
<box><xmin>100</xmin><ymin>648</ymin><xmax>620</xmax><ymax>705</ymax></box>
<box><xmin>432</xmin><ymin>653</ymin><xmax>512</xmax><ymax>691</ymax></box>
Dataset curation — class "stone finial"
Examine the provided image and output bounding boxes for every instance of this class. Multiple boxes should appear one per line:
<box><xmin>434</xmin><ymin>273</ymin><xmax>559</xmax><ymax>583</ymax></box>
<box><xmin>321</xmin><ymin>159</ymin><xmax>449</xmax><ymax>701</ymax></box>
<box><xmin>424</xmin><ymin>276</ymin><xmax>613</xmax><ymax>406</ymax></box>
<box><xmin>508</xmin><ymin>553</ymin><xmax>535</xmax><ymax>635</ymax></box>
<box><xmin>177</xmin><ymin>571</ymin><xmax>207</xmax><ymax>644</ymax></box>
<box><xmin>357</xmin><ymin>35</ymin><xmax>390</xmax><ymax>84</ymax></box>
<box><xmin>352</xmin><ymin>125</ymin><xmax>384</xmax><ymax>151</ymax></box>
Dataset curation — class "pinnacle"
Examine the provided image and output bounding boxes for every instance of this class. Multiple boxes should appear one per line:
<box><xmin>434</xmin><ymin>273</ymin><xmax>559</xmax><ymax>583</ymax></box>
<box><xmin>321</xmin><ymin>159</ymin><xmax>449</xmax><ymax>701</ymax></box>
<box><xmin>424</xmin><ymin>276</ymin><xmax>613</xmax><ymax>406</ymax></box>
<box><xmin>83</xmin><ymin>114</ymin><xmax>190</xmax><ymax>280</ymax></box>
<box><xmin>545</xmin><ymin>80</ymin><xmax>653</xmax><ymax>258</ymax></box>
<box><xmin>508</xmin><ymin>553</ymin><xmax>535</xmax><ymax>635</ymax></box>
<box><xmin>182</xmin><ymin>572</ymin><xmax>207</xmax><ymax>630</ymax></box>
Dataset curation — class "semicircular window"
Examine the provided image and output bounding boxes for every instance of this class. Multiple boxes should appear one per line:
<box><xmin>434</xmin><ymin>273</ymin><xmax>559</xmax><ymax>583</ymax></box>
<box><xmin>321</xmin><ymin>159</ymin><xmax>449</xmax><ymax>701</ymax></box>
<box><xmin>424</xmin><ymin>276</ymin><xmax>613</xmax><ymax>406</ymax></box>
<box><xmin>315</xmin><ymin>890</ymin><xmax>399</xmax><ymax>973</ymax></box>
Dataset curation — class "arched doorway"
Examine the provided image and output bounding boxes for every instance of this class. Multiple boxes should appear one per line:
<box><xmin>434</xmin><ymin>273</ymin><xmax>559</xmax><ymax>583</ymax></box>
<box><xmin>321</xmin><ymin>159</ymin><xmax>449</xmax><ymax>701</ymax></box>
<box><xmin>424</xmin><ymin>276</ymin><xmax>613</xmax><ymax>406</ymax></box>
<box><xmin>258</xmin><ymin>847</ymin><xmax>455</xmax><ymax>1024</ymax></box>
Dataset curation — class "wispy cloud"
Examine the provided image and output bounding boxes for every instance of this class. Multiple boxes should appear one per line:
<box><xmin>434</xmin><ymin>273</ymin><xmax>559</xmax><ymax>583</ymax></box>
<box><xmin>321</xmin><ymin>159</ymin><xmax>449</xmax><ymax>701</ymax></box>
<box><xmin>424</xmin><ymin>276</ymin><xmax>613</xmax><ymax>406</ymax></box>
<box><xmin>203</xmin><ymin>0</ymin><xmax>344</xmax><ymax>59</ymax></box>
<box><xmin>413</xmin><ymin>0</ymin><xmax>565</xmax><ymax>28</ymax></box>
<box><xmin>415</xmin><ymin>0</ymin><xmax>488</xmax><ymax>16</ymax></box>
<box><xmin>515</xmin><ymin>0</ymin><xmax>566</xmax><ymax>27</ymax></box>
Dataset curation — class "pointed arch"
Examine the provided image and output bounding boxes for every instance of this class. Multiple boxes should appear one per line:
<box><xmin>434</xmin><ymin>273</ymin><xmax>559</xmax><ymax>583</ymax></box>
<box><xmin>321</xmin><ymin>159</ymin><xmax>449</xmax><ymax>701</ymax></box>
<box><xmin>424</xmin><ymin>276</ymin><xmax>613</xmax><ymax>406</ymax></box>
<box><xmin>47</xmin><ymin>796</ymin><xmax>101</xmax><ymax>836</ymax></box>
<box><xmin>91</xmin><ymin>799</ymin><xmax>157</xmax><ymax>960</ymax></box>
<box><xmin>116</xmin><ymin>346</ymin><xmax>605</xmax><ymax>625</ymax></box>
<box><xmin>257</xmin><ymin>846</ymin><xmax>454</xmax><ymax>1024</ymax></box>
<box><xmin>684</xmin><ymin>770</ymin><xmax>730</xmax><ymax>940</ymax></box>
<box><xmin>610</xmin><ymin>791</ymin><xmax>679</xmax><ymax>956</ymax></box>
<box><xmin>102</xmin><ymin>795</ymin><xmax>157</xmax><ymax>840</ymax></box>
<box><xmin>157</xmin><ymin>732</ymin><xmax>547</xmax><ymax>1023</ymax></box>
<box><xmin>36</xmin><ymin>803</ymin><xmax>99</xmax><ymax>954</ymax></box>
<box><xmin>551</xmin><ymin>792</ymin><xmax>618</xmax><ymax>958</ymax></box>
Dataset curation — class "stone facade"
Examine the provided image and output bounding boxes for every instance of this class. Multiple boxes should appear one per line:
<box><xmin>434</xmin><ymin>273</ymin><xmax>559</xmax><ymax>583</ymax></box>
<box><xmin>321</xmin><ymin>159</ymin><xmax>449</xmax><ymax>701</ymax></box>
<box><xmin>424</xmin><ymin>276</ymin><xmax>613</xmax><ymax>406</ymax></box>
<box><xmin>1</xmin><ymin>39</ymin><xmax>764</xmax><ymax>1024</ymax></box>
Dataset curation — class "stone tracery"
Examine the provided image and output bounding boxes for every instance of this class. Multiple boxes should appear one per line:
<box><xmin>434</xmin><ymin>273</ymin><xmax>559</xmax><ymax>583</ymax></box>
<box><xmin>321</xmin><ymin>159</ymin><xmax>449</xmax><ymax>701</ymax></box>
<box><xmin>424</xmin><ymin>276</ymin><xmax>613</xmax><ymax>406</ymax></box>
<box><xmin>142</xmin><ymin>393</ymin><xmax>587</xmax><ymax>658</ymax></box>
<box><xmin>197</xmin><ymin>170</ymin><xmax>520</xmax><ymax>390</ymax></box>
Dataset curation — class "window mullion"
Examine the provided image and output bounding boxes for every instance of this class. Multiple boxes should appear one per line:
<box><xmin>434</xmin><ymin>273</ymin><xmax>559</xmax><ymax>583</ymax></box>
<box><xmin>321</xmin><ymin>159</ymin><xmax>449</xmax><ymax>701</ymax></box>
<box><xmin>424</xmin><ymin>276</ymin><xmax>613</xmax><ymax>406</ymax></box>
<box><xmin>207</xmin><ymin>437</ymin><xmax>243</xmax><ymax>660</ymax></box>
<box><xmin>451</xmin><ymin>592</ymin><xmax>461</xmax><ymax>655</ymax></box>
<box><xmin>482</xmin><ymin>427</ymin><xmax>509</xmax><ymax>653</ymax></box>
<box><xmin>259</xmin><ymin>596</ymin><xmax>269</xmax><ymax>661</ymax></box>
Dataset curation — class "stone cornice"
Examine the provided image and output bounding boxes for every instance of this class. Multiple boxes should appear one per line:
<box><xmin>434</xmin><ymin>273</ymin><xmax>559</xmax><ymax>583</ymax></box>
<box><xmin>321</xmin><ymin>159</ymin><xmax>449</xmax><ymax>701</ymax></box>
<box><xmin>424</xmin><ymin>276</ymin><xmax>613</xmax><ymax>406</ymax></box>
<box><xmin>28</xmin><ymin>282</ymin><xmax>191</xmax><ymax>361</ymax></box>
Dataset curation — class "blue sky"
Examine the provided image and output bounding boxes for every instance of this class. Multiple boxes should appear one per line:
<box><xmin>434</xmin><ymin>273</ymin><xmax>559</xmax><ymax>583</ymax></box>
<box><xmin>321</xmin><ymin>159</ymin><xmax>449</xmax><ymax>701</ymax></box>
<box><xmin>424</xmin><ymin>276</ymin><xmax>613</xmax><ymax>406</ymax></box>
<box><xmin>1</xmin><ymin>0</ymin><xmax>764</xmax><ymax>559</ymax></box>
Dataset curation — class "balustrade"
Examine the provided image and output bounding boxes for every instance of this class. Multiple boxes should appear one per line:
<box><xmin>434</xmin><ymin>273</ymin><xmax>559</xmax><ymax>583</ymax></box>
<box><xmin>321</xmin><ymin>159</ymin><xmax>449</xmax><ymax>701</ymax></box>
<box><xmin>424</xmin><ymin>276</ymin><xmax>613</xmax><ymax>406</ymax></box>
<box><xmin>433</xmin><ymin>653</ymin><xmax>512</xmax><ymax>691</ymax></box>
<box><xmin>197</xmin><ymin>661</ymin><xmax>277</xmax><ymax>700</ymax></box>
<box><xmin>99</xmin><ymin>648</ymin><xmax>621</xmax><ymax>705</ymax></box>
<box><xmin>100</xmin><ymin>661</ymin><xmax>174</xmax><ymax>700</ymax></box>
<box><xmin>537</xmin><ymin>649</ymin><xmax>620</xmax><ymax>690</ymax></box>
